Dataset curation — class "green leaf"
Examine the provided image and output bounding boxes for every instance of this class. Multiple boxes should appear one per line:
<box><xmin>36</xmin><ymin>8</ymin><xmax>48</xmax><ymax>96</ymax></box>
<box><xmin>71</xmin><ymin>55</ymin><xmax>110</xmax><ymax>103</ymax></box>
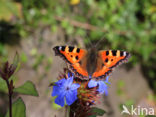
<box><xmin>14</xmin><ymin>81</ymin><xmax>38</xmax><ymax>96</ymax></box>
<box><xmin>0</xmin><ymin>76</ymin><xmax>17</xmax><ymax>93</ymax></box>
<box><xmin>88</xmin><ymin>115</ymin><xmax>96</xmax><ymax>117</ymax></box>
<box><xmin>5</xmin><ymin>98</ymin><xmax>26</xmax><ymax>117</ymax></box>
<box><xmin>0</xmin><ymin>78</ymin><xmax>7</xmax><ymax>92</ymax></box>
<box><xmin>89</xmin><ymin>107</ymin><xmax>106</xmax><ymax>116</ymax></box>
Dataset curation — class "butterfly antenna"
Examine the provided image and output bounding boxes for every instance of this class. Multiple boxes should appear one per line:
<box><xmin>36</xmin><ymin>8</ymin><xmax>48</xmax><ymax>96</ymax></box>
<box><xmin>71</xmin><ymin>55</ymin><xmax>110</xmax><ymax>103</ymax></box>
<box><xmin>85</xmin><ymin>33</ymin><xmax>93</xmax><ymax>47</ymax></box>
<box><xmin>94</xmin><ymin>35</ymin><xmax>106</xmax><ymax>48</ymax></box>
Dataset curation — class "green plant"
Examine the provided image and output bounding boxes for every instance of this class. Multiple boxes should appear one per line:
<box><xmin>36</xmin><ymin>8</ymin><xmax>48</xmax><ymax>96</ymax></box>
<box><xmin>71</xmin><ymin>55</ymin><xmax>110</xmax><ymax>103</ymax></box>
<box><xmin>0</xmin><ymin>54</ymin><xmax>38</xmax><ymax>117</ymax></box>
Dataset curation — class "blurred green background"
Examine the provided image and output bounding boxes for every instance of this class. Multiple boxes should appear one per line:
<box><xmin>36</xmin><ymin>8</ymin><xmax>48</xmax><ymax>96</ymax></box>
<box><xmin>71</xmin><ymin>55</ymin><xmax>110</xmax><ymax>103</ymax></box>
<box><xmin>0</xmin><ymin>0</ymin><xmax>156</xmax><ymax>117</ymax></box>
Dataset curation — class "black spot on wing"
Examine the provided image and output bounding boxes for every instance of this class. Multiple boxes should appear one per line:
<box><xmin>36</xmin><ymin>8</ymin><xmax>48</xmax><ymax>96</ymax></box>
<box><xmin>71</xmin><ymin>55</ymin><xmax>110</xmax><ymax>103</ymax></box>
<box><xmin>53</xmin><ymin>46</ymin><xmax>70</xmax><ymax>63</ymax></box>
<box><xmin>112</xmin><ymin>50</ymin><xmax>117</xmax><ymax>56</ymax></box>
<box><xmin>69</xmin><ymin>46</ymin><xmax>74</xmax><ymax>52</ymax></box>
<box><xmin>105</xmin><ymin>58</ymin><xmax>108</xmax><ymax>63</ymax></box>
<box><xmin>110</xmin><ymin>52</ymin><xmax>131</xmax><ymax>69</ymax></box>
<box><xmin>120</xmin><ymin>51</ymin><xmax>124</xmax><ymax>56</ymax></box>
<box><xmin>77</xmin><ymin>48</ymin><xmax>80</xmax><ymax>53</ymax></box>
<box><xmin>76</xmin><ymin>56</ymin><xmax>79</xmax><ymax>60</ymax></box>
<box><xmin>106</xmin><ymin>51</ymin><xmax>109</xmax><ymax>56</ymax></box>
<box><xmin>61</xmin><ymin>46</ymin><xmax>65</xmax><ymax>51</ymax></box>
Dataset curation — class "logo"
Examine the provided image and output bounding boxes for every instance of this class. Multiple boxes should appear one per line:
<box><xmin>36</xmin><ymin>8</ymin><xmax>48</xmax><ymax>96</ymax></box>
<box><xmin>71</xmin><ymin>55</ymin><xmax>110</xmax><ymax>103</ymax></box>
<box><xmin>121</xmin><ymin>105</ymin><xmax>155</xmax><ymax>115</ymax></box>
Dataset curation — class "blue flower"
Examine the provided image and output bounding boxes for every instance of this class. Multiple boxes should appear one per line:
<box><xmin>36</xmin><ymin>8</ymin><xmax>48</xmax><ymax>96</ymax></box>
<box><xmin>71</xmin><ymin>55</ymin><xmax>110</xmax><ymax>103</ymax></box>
<box><xmin>52</xmin><ymin>73</ymin><xmax>80</xmax><ymax>107</ymax></box>
<box><xmin>105</xmin><ymin>76</ymin><xmax>110</xmax><ymax>84</ymax></box>
<box><xmin>88</xmin><ymin>76</ymin><xmax>110</xmax><ymax>95</ymax></box>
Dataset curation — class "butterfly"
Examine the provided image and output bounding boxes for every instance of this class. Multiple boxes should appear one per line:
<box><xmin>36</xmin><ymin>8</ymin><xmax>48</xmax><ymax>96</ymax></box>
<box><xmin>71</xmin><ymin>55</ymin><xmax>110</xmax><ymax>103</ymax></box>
<box><xmin>53</xmin><ymin>46</ymin><xmax>130</xmax><ymax>80</ymax></box>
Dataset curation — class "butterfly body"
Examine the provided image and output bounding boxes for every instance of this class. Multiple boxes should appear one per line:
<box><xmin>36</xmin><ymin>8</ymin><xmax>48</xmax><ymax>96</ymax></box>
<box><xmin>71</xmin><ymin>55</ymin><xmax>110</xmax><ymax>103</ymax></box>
<box><xmin>53</xmin><ymin>46</ymin><xmax>130</xmax><ymax>80</ymax></box>
<box><xmin>86</xmin><ymin>47</ymin><xmax>98</xmax><ymax>77</ymax></box>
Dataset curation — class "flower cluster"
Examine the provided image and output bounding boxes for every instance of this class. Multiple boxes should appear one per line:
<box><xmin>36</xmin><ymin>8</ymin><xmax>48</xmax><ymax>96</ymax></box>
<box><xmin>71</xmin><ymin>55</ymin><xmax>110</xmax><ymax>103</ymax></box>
<box><xmin>51</xmin><ymin>71</ymin><xmax>110</xmax><ymax>107</ymax></box>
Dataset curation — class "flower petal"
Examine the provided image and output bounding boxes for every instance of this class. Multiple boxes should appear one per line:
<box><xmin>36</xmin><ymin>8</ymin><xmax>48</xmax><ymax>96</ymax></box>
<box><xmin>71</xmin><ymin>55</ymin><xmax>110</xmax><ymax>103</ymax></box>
<box><xmin>55</xmin><ymin>95</ymin><xmax>65</xmax><ymax>107</ymax></box>
<box><xmin>67</xmin><ymin>72</ymin><xmax>71</xmax><ymax>78</ymax></box>
<box><xmin>88</xmin><ymin>80</ymin><xmax>98</xmax><ymax>88</ymax></box>
<box><xmin>55</xmin><ymin>78</ymin><xmax>66</xmax><ymax>86</ymax></box>
<box><xmin>52</xmin><ymin>78</ymin><xmax>67</xmax><ymax>96</ymax></box>
<box><xmin>97</xmin><ymin>81</ymin><xmax>108</xmax><ymax>94</ymax></box>
<box><xmin>66</xmin><ymin>90</ymin><xmax>77</xmax><ymax>105</ymax></box>
<box><xmin>52</xmin><ymin>85</ymin><xmax>60</xmax><ymax>96</ymax></box>
<box><xmin>67</xmin><ymin>72</ymin><xmax>74</xmax><ymax>78</ymax></box>
<box><xmin>105</xmin><ymin>76</ymin><xmax>110</xmax><ymax>84</ymax></box>
<box><xmin>104</xmin><ymin>88</ymin><xmax>108</xmax><ymax>96</ymax></box>
<box><xmin>70</xmin><ymin>83</ymin><xmax>80</xmax><ymax>90</ymax></box>
<box><xmin>66</xmin><ymin>77</ymin><xmax>74</xmax><ymax>87</ymax></box>
<box><xmin>55</xmin><ymin>90</ymin><xmax>66</xmax><ymax>107</ymax></box>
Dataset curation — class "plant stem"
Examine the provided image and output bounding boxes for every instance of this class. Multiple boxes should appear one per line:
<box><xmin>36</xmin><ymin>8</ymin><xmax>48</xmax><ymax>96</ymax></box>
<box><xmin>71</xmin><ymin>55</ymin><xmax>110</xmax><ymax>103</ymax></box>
<box><xmin>6</xmin><ymin>80</ymin><xmax>12</xmax><ymax>117</ymax></box>
<box><xmin>65</xmin><ymin>106</ymin><xmax>70</xmax><ymax>117</ymax></box>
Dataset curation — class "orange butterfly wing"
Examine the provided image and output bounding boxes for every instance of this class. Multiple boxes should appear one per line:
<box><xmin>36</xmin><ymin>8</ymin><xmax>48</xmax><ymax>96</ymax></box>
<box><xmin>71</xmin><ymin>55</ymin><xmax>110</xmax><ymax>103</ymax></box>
<box><xmin>53</xmin><ymin>46</ymin><xmax>89</xmax><ymax>79</ymax></box>
<box><xmin>92</xmin><ymin>50</ymin><xmax>130</xmax><ymax>79</ymax></box>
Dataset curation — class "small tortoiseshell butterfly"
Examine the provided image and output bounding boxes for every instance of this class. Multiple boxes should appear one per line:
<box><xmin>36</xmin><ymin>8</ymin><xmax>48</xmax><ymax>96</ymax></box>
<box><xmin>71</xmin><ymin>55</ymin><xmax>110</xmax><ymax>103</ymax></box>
<box><xmin>53</xmin><ymin>46</ymin><xmax>130</xmax><ymax>80</ymax></box>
